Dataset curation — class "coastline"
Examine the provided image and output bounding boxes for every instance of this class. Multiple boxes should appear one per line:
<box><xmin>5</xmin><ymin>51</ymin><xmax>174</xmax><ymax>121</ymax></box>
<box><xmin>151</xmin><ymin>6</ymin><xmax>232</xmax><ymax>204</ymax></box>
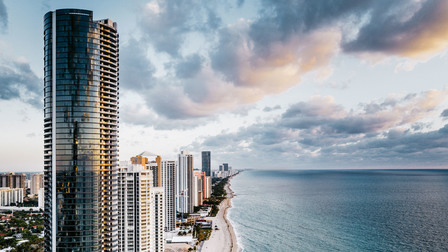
<box><xmin>201</xmin><ymin>175</ymin><xmax>240</xmax><ymax>252</ymax></box>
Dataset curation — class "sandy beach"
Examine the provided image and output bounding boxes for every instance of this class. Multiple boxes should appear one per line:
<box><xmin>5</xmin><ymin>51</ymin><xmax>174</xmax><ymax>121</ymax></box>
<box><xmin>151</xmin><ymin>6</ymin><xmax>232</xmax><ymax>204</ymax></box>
<box><xmin>201</xmin><ymin>177</ymin><xmax>240</xmax><ymax>252</ymax></box>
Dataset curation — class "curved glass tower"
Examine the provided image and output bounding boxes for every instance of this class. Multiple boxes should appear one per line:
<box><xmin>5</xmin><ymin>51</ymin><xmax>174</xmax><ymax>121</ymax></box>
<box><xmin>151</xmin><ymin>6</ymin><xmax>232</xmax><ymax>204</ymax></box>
<box><xmin>43</xmin><ymin>9</ymin><xmax>119</xmax><ymax>251</ymax></box>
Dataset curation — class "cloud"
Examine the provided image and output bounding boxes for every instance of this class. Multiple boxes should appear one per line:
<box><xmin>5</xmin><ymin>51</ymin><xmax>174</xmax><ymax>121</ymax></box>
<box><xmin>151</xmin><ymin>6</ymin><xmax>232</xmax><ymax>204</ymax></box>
<box><xmin>125</xmin><ymin>0</ymin><xmax>448</xmax><ymax>122</ymax></box>
<box><xmin>263</xmin><ymin>105</ymin><xmax>281</xmax><ymax>112</ymax></box>
<box><xmin>189</xmin><ymin>89</ymin><xmax>448</xmax><ymax>168</ymax></box>
<box><xmin>120</xmin><ymin>39</ymin><xmax>156</xmax><ymax>92</ymax></box>
<box><xmin>342</xmin><ymin>0</ymin><xmax>448</xmax><ymax>59</ymax></box>
<box><xmin>0</xmin><ymin>0</ymin><xmax>7</xmax><ymax>30</ymax></box>
<box><xmin>0</xmin><ymin>56</ymin><xmax>41</xmax><ymax>108</ymax></box>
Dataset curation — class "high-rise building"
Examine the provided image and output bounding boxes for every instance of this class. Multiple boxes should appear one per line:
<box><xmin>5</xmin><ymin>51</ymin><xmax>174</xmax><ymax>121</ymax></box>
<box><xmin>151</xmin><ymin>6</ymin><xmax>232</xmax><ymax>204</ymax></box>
<box><xmin>43</xmin><ymin>9</ymin><xmax>119</xmax><ymax>251</ymax></box>
<box><xmin>118</xmin><ymin>162</ymin><xmax>164</xmax><ymax>252</ymax></box>
<box><xmin>0</xmin><ymin>173</ymin><xmax>26</xmax><ymax>194</ymax></box>
<box><xmin>0</xmin><ymin>188</ymin><xmax>23</xmax><ymax>206</ymax></box>
<box><xmin>30</xmin><ymin>173</ymin><xmax>44</xmax><ymax>195</ymax></box>
<box><xmin>177</xmin><ymin>151</ymin><xmax>193</xmax><ymax>213</ymax></box>
<box><xmin>152</xmin><ymin>187</ymin><xmax>165</xmax><ymax>252</ymax></box>
<box><xmin>161</xmin><ymin>160</ymin><xmax>176</xmax><ymax>231</ymax></box>
<box><xmin>131</xmin><ymin>152</ymin><xmax>162</xmax><ymax>187</ymax></box>
<box><xmin>201</xmin><ymin>151</ymin><xmax>211</xmax><ymax>176</ymax></box>
<box><xmin>204</xmin><ymin>176</ymin><xmax>212</xmax><ymax>199</ymax></box>
<box><xmin>193</xmin><ymin>171</ymin><xmax>207</xmax><ymax>206</ymax></box>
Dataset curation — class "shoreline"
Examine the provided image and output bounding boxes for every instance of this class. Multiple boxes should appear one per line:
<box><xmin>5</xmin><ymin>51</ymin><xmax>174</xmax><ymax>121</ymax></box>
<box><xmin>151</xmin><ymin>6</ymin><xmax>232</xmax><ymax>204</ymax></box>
<box><xmin>224</xmin><ymin>178</ymin><xmax>239</xmax><ymax>252</ymax></box>
<box><xmin>201</xmin><ymin>174</ymin><xmax>240</xmax><ymax>252</ymax></box>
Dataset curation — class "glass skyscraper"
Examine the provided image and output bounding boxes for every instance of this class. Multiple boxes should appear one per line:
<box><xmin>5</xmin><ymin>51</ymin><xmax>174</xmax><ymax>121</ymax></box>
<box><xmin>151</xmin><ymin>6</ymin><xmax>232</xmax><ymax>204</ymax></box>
<box><xmin>201</xmin><ymin>151</ymin><xmax>211</xmax><ymax>176</ymax></box>
<box><xmin>43</xmin><ymin>9</ymin><xmax>119</xmax><ymax>251</ymax></box>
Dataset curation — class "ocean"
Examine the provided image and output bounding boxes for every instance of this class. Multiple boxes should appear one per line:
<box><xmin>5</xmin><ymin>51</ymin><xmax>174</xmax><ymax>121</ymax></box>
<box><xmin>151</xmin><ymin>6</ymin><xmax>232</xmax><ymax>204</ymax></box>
<box><xmin>228</xmin><ymin>169</ymin><xmax>448</xmax><ymax>251</ymax></box>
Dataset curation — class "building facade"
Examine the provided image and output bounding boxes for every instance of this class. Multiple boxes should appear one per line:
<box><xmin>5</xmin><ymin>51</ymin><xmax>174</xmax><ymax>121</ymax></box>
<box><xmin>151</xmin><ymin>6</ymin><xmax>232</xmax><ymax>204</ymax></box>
<box><xmin>0</xmin><ymin>173</ymin><xmax>26</xmax><ymax>195</ymax></box>
<box><xmin>118</xmin><ymin>162</ymin><xmax>164</xmax><ymax>252</ymax></box>
<box><xmin>161</xmin><ymin>160</ymin><xmax>176</xmax><ymax>231</ymax></box>
<box><xmin>0</xmin><ymin>188</ymin><xmax>23</xmax><ymax>206</ymax></box>
<box><xmin>201</xmin><ymin>151</ymin><xmax>211</xmax><ymax>176</ymax></box>
<box><xmin>30</xmin><ymin>173</ymin><xmax>44</xmax><ymax>195</ymax></box>
<box><xmin>177</xmin><ymin>151</ymin><xmax>193</xmax><ymax>214</ymax></box>
<box><xmin>43</xmin><ymin>9</ymin><xmax>119</xmax><ymax>251</ymax></box>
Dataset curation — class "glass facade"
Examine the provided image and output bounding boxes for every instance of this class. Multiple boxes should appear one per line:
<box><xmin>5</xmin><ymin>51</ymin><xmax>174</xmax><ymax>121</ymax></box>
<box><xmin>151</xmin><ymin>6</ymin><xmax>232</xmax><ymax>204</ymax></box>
<box><xmin>201</xmin><ymin>151</ymin><xmax>211</xmax><ymax>176</ymax></box>
<box><xmin>44</xmin><ymin>9</ymin><xmax>119</xmax><ymax>252</ymax></box>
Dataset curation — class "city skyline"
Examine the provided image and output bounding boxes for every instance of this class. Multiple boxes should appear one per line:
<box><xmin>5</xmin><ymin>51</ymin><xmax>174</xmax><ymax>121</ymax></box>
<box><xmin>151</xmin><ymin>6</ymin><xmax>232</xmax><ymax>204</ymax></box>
<box><xmin>2</xmin><ymin>0</ymin><xmax>448</xmax><ymax>171</ymax></box>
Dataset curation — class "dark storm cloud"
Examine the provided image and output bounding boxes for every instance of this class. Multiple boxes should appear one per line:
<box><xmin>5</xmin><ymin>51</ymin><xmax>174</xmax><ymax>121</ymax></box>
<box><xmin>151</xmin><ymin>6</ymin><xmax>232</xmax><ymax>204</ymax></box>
<box><xmin>0</xmin><ymin>59</ymin><xmax>41</xmax><ymax>108</ymax></box>
<box><xmin>0</xmin><ymin>0</ymin><xmax>7</xmax><ymax>30</ymax></box>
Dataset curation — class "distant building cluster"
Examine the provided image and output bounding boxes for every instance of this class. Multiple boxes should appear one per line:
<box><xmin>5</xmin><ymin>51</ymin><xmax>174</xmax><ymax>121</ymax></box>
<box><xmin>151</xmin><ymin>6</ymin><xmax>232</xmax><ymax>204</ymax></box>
<box><xmin>214</xmin><ymin>163</ymin><xmax>238</xmax><ymax>178</ymax></box>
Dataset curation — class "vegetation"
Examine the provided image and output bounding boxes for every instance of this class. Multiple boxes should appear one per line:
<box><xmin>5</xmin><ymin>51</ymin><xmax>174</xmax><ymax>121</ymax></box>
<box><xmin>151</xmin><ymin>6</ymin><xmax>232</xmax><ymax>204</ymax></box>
<box><xmin>202</xmin><ymin>178</ymin><xmax>229</xmax><ymax>217</ymax></box>
<box><xmin>0</xmin><ymin>210</ymin><xmax>44</xmax><ymax>251</ymax></box>
<box><xmin>194</xmin><ymin>225</ymin><xmax>212</xmax><ymax>242</ymax></box>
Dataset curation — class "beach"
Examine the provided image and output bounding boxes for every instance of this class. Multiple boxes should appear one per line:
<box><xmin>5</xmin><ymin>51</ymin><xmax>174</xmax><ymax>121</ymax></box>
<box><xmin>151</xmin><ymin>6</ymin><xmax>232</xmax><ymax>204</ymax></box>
<box><xmin>201</xmin><ymin>177</ymin><xmax>239</xmax><ymax>252</ymax></box>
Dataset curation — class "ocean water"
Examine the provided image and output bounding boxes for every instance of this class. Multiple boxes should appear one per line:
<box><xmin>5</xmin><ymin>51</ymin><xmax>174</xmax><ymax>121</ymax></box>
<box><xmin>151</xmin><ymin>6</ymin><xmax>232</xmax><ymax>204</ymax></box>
<box><xmin>228</xmin><ymin>169</ymin><xmax>448</xmax><ymax>251</ymax></box>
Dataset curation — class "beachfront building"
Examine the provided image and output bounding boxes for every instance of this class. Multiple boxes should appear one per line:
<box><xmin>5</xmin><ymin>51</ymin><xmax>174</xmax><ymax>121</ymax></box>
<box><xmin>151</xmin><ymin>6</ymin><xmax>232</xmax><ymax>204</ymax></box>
<box><xmin>43</xmin><ymin>9</ymin><xmax>119</xmax><ymax>251</ymax></box>
<box><xmin>153</xmin><ymin>187</ymin><xmax>165</xmax><ymax>252</ymax></box>
<box><xmin>201</xmin><ymin>151</ymin><xmax>211</xmax><ymax>176</ymax></box>
<box><xmin>177</xmin><ymin>151</ymin><xmax>194</xmax><ymax>213</ymax></box>
<box><xmin>118</xmin><ymin>161</ymin><xmax>164</xmax><ymax>251</ymax></box>
<box><xmin>0</xmin><ymin>188</ymin><xmax>23</xmax><ymax>206</ymax></box>
<box><xmin>194</xmin><ymin>171</ymin><xmax>207</xmax><ymax>205</ymax></box>
<box><xmin>161</xmin><ymin>160</ymin><xmax>176</xmax><ymax>231</ymax></box>
<box><xmin>204</xmin><ymin>176</ymin><xmax>212</xmax><ymax>199</ymax></box>
<box><xmin>30</xmin><ymin>173</ymin><xmax>44</xmax><ymax>195</ymax></box>
<box><xmin>131</xmin><ymin>152</ymin><xmax>162</xmax><ymax>187</ymax></box>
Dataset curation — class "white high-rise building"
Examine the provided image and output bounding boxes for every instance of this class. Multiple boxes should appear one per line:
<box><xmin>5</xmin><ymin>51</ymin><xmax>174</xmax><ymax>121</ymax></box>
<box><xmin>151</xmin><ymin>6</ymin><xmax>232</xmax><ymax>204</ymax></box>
<box><xmin>204</xmin><ymin>176</ymin><xmax>212</xmax><ymax>199</ymax></box>
<box><xmin>161</xmin><ymin>160</ymin><xmax>176</xmax><ymax>231</ymax></box>
<box><xmin>0</xmin><ymin>188</ymin><xmax>23</xmax><ymax>206</ymax></box>
<box><xmin>118</xmin><ymin>161</ymin><xmax>164</xmax><ymax>252</ymax></box>
<box><xmin>152</xmin><ymin>187</ymin><xmax>164</xmax><ymax>252</ymax></box>
<box><xmin>30</xmin><ymin>173</ymin><xmax>44</xmax><ymax>195</ymax></box>
<box><xmin>177</xmin><ymin>151</ymin><xmax>193</xmax><ymax>213</ymax></box>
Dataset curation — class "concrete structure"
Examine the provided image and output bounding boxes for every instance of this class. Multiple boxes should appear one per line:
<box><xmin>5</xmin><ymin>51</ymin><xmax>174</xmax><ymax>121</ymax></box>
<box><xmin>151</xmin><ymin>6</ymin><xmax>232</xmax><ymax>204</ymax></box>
<box><xmin>0</xmin><ymin>173</ymin><xmax>26</xmax><ymax>195</ymax></box>
<box><xmin>161</xmin><ymin>160</ymin><xmax>176</xmax><ymax>231</ymax></box>
<box><xmin>118</xmin><ymin>161</ymin><xmax>164</xmax><ymax>252</ymax></box>
<box><xmin>204</xmin><ymin>176</ymin><xmax>212</xmax><ymax>199</ymax></box>
<box><xmin>177</xmin><ymin>151</ymin><xmax>193</xmax><ymax>213</ymax></box>
<box><xmin>152</xmin><ymin>187</ymin><xmax>164</xmax><ymax>252</ymax></box>
<box><xmin>131</xmin><ymin>152</ymin><xmax>162</xmax><ymax>187</ymax></box>
<box><xmin>193</xmin><ymin>171</ymin><xmax>207</xmax><ymax>206</ymax></box>
<box><xmin>38</xmin><ymin>188</ymin><xmax>44</xmax><ymax>210</ymax></box>
<box><xmin>201</xmin><ymin>151</ymin><xmax>211</xmax><ymax>176</ymax></box>
<box><xmin>30</xmin><ymin>173</ymin><xmax>44</xmax><ymax>195</ymax></box>
<box><xmin>43</xmin><ymin>9</ymin><xmax>119</xmax><ymax>251</ymax></box>
<box><xmin>0</xmin><ymin>188</ymin><xmax>23</xmax><ymax>206</ymax></box>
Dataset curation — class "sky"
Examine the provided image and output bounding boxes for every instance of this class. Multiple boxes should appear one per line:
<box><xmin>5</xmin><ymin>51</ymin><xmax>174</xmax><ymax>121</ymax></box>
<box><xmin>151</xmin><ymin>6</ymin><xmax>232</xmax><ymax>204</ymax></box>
<box><xmin>1</xmin><ymin>0</ymin><xmax>448</xmax><ymax>172</ymax></box>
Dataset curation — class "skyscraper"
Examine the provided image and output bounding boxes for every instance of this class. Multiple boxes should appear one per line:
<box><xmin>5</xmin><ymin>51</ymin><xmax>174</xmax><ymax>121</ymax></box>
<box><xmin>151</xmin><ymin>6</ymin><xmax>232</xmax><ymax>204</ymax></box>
<box><xmin>43</xmin><ymin>9</ymin><xmax>119</xmax><ymax>251</ymax></box>
<box><xmin>201</xmin><ymin>151</ymin><xmax>211</xmax><ymax>176</ymax></box>
<box><xmin>177</xmin><ymin>151</ymin><xmax>193</xmax><ymax>214</ymax></box>
<box><xmin>161</xmin><ymin>160</ymin><xmax>176</xmax><ymax>231</ymax></box>
<box><xmin>118</xmin><ymin>162</ymin><xmax>164</xmax><ymax>252</ymax></box>
<box><xmin>30</xmin><ymin>173</ymin><xmax>44</xmax><ymax>195</ymax></box>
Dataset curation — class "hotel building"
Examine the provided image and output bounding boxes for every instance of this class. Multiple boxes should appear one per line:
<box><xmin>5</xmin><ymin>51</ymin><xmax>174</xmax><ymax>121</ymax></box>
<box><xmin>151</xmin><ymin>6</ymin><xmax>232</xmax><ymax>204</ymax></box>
<box><xmin>43</xmin><ymin>9</ymin><xmax>119</xmax><ymax>251</ymax></box>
